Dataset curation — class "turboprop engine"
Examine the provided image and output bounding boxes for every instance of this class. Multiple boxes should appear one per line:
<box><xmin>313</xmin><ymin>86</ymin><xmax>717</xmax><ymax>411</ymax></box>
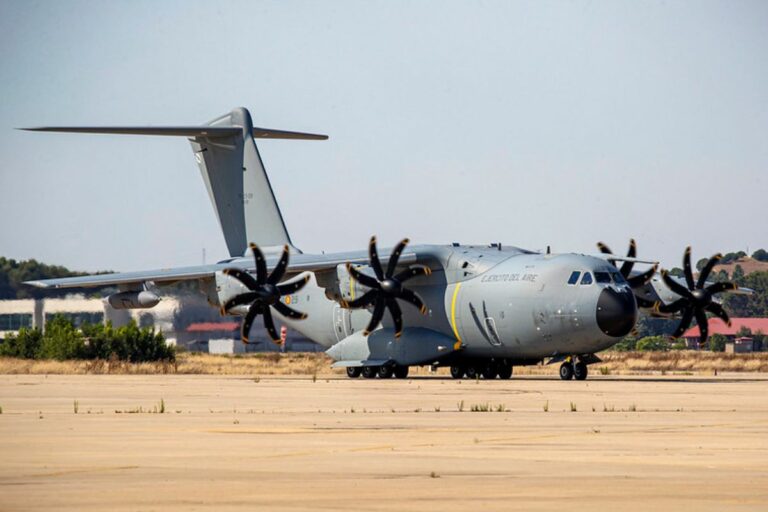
<box><xmin>107</xmin><ymin>291</ymin><xmax>161</xmax><ymax>310</ymax></box>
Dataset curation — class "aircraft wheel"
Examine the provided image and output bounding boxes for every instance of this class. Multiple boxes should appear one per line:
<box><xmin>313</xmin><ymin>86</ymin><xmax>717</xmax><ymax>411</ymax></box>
<box><xmin>450</xmin><ymin>366</ymin><xmax>465</xmax><ymax>379</ymax></box>
<box><xmin>362</xmin><ymin>366</ymin><xmax>378</xmax><ymax>379</ymax></box>
<box><xmin>559</xmin><ymin>362</ymin><xmax>574</xmax><ymax>380</ymax></box>
<box><xmin>378</xmin><ymin>365</ymin><xmax>394</xmax><ymax>379</ymax></box>
<box><xmin>574</xmin><ymin>362</ymin><xmax>588</xmax><ymax>381</ymax></box>
<box><xmin>346</xmin><ymin>367</ymin><xmax>362</xmax><ymax>378</ymax></box>
<box><xmin>481</xmin><ymin>363</ymin><xmax>498</xmax><ymax>379</ymax></box>
<box><xmin>465</xmin><ymin>366</ymin><xmax>478</xmax><ymax>379</ymax></box>
<box><xmin>497</xmin><ymin>365</ymin><xmax>513</xmax><ymax>380</ymax></box>
<box><xmin>394</xmin><ymin>366</ymin><xmax>409</xmax><ymax>379</ymax></box>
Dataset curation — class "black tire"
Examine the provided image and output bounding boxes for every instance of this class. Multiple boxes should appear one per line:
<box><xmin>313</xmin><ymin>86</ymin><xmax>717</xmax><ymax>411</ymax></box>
<box><xmin>465</xmin><ymin>366</ymin><xmax>478</xmax><ymax>379</ymax></box>
<box><xmin>362</xmin><ymin>366</ymin><xmax>378</xmax><ymax>379</ymax></box>
<box><xmin>378</xmin><ymin>365</ymin><xmax>394</xmax><ymax>379</ymax></box>
<box><xmin>497</xmin><ymin>364</ymin><xmax>513</xmax><ymax>380</ymax></box>
<box><xmin>481</xmin><ymin>363</ymin><xmax>498</xmax><ymax>379</ymax></box>
<box><xmin>559</xmin><ymin>362</ymin><xmax>574</xmax><ymax>380</ymax></box>
<box><xmin>346</xmin><ymin>367</ymin><xmax>362</xmax><ymax>378</ymax></box>
<box><xmin>574</xmin><ymin>362</ymin><xmax>588</xmax><ymax>381</ymax></box>
<box><xmin>394</xmin><ymin>366</ymin><xmax>409</xmax><ymax>379</ymax></box>
<box><xmin>450</xmin><ymin>366</ymin><xmax>465</xmax><ymax>379</ymax></box>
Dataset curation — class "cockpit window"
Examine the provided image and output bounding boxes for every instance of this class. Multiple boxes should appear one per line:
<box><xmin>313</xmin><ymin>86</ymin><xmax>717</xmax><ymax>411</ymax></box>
<box><xmin>611</xmin><ymin>272</ymin><xmax>626</xmax><ymax>284</ymax></box>
<box><xmin>594</xmin><ymin>272</ymin><xmax>611</xmax><ymax>284</ymax></box>
<box><xmin>580</xmin><ymin>272</ymin><xmax>593</xmax><ymax>285</ymax></box>
<box><xmin>567</xmin><ymin>271</ymin><xmax>581</xmax><ymax>285</ymax></box>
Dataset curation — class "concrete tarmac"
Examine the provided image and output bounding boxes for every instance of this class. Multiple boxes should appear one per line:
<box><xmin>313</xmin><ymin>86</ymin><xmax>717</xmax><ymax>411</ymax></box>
<box><xmin>1</xmin><ymin>373</ymin><xmax>767</xmax><ymax>511</ymax></box>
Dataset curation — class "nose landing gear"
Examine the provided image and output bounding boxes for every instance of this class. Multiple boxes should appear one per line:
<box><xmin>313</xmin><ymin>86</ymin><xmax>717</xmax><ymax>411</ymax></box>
<box><xmin>559</xmin><ymin>359</ymin><xmax>589</xmax><ymax>380</ymax></box>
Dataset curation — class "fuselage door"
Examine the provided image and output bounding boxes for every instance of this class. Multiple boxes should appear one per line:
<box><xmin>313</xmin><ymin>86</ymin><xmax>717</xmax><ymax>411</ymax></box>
<box><xmin>332</xmin><ymin>305</ymin><xmax>351</xmax><ymax>342</ymax></box>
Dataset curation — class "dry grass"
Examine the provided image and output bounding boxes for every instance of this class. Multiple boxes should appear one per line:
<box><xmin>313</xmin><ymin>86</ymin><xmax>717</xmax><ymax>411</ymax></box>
<box><xmin>1</xmin><ymin>350</ymin><xmax>767</xmax><ymax>375</ymax></box>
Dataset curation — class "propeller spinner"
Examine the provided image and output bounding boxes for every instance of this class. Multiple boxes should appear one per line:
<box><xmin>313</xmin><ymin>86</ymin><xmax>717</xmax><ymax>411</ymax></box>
<box><xmin>220</xmin><ymin>243</ymin><xmax>309</xmax><ymax>344</ymax></box>
<box><xmin>344</xmin><ymin>236</ymin><xmax>431</xmax><ymax>338</ymax></box>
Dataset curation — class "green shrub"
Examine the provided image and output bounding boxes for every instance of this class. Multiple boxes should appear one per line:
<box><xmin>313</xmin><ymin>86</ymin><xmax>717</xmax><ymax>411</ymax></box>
<box><xmin>1</xmin><ymin>316</ymin><xmax>173</xmax><ymax>362</ymax></box>
<box><xmin>0</xmin><ymin>327</ymin><xmax>43</xmax><ymax>358</ymax></box>
<box><xmin>82</xmin><ymin>320</ymin><xmax>174</xmax><ymax>362</ymax></box>
<box><xmin>38</xmin><ymin>315</ymin><xmax>85</xmax><ymax>360</ymax></box>
<box><xmin>708</xmin><ymin>334</ymin><xmax>727</xmax><ymax>353</ymax></box>
<box><xmin>636</xmin><ymin>336</ymin><xmax>670</xmax><ymax>352</ymax></box>
<box><xmin>611</xmin><ymin>337</ymin><xmax>637</xmax><ymax>351</ymax></box>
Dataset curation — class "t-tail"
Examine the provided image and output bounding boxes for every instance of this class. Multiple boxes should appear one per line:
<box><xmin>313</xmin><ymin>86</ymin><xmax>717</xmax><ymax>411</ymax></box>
<box><xmin>22</xmin><ymin>107</ymin><xmax>327</xmax><ymax>257</ymax></box>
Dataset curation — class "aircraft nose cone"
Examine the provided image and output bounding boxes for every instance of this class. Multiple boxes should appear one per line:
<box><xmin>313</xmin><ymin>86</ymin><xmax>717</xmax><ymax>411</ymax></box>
<box><xmin>596</xmin><ymin>287</ymin><xmax>637</xmax><ymax>337</ymax></box>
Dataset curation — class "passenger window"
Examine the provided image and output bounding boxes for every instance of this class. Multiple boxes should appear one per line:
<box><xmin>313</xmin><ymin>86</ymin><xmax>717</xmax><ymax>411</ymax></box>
<box><xmin>567</xmin><ymin>271</ymin><xmax>581</xmax><ymax>285</ymax></box>
<box><xmin>594</xmin><ymin>272</ymin><xmax>611</xmax><ymax>284</ymax></box>
<box><xmin>581</xmin><ymin>272</ymin><xmax>593</xmax><ymax>285</ymax></box>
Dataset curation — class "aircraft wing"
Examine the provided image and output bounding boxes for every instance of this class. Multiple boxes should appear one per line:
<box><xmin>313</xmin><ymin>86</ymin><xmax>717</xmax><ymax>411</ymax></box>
<box><xmin>24</xmin><ymin>249</ymin><xmax>419</xmax><ymax>289</ymax></box>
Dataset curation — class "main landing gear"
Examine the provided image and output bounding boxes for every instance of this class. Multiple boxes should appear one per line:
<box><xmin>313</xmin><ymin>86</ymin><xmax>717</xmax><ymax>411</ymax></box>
<box><xmin>346</xmin><ymin>365</ymin><xmax>410</xmax><ymax>379</ymax></box>
<box><xmin>559</xmin><ymin>360</ymin><xmax>588</xmax><ymax>381</ymax></box>
<box><xmin>449</xmin><ymin>361</ymin><xmax>514</xmax><ymax>380</ymax></box>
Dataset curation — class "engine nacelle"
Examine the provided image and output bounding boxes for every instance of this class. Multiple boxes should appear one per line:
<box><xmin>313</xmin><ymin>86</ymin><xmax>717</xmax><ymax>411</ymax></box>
<box><xmin>107</xmin><ymin>291</ymin><xmax>161</xmax><ymax>310</ymax></box>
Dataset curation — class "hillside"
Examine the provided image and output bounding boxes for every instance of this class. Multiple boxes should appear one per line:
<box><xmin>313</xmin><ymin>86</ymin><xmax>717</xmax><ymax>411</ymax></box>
<box><xmin>712</xmin><ymin>256</ymin><xmax>768</xmax><ymax>278</ymax></box>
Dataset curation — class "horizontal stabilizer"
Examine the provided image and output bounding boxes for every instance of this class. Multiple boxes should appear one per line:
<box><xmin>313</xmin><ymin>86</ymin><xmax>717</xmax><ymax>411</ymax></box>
<box><xmin>21</xmin><ymin>126</ymin><xmax>327</xmax><ymax>140</ymax></box>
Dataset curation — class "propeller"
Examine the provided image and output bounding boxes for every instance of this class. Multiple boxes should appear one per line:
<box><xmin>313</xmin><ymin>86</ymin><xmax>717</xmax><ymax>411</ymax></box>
<box><xmin>656</xmin><ymin>247</ymin><xmax>738</xmax><ymax>345</ymax></box>
<box><xmin>596</xmin><ymin>239</ymin><xmax>658</xmax><ymax>307</ymax></box>
<box><xmin>344</xmin><ymin>236</ymin><xmax>431</xmax><ymax>338</ymax></box>
<box><xmin>220</xmin><ymin>243</ymin><xmax>309</xmax><ymax>344</ymax></box>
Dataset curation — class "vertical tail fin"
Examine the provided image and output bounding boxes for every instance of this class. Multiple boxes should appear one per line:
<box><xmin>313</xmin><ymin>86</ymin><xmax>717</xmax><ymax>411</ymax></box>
<box><xmin>24</xmin><ymin>107</ymin><xmax>327</xmax><ymax>257</ymax></box>
<box><xmin>190</xmin><ymin>107</ymin><xmax>299</xmax><ymax>256</ymax></box>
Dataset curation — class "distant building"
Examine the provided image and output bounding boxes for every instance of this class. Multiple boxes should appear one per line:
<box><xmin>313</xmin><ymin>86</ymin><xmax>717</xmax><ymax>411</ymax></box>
<box><xmin>179</xmin><ymin>321</ymin><xmax>321</xmax><ymax>354</ymax></box>
<box><xmin>726</xmin><ymin>337</ymin><xmax>754</xmax><ymax>354</ymax></box>
<box><xmin>682</xmin><ymin>317</ymin><xmax>768</xmax><ymax>351</ymax></box>
<box><xmin>0</xmin><ymin>296</ymin><xmax>182</xmax><ymax>343</ymax></box>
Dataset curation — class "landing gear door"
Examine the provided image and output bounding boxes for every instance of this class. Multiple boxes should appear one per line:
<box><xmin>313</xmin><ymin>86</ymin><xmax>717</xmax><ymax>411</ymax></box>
<box><xmin>333</xmin><ymin>305</ymin><xmax>351</xmax><ymax>342</ymax></box>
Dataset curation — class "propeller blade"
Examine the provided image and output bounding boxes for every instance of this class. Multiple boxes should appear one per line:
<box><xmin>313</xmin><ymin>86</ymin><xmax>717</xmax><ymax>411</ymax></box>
<box><xmin>346</xmin><ymin>263</ymin><xmax>380</xmax><ymax>289</ymax></box>
<box><xmin>221</xmin><ymin>291</ymin><xmax>259</xmax><ymax>313</ymax></box>
<box><xmin>662</xmin><ymin>270</ymin><xmax>694</xmax><ymax>299</ymax></box>
<box><xmin>273</xmin><ymin>301</ymin><xmax>308</xmax><ymax>320</ymax></box>
<box><xmin>262</xmin><ymin>308</ymin><xmax>280</xmax><ymax>341</ymax></box>
<box><xmin>394</xmin><ymin>264</ymin><xmax>432</xmax><ymax>282</ymax></box>
<box><xmin>386</xmin><ymin>238</ymin><xmax>410</xmax><ymax>278</ymax></box>
<box><xmin>683</xmin><ymin>246</ymin><xmax>695</xmax><ymax>290</ymax></box>
<box><xmin>705</xmin><ymin>302</ymin><xmax>731</xmax><ymax>326</ymax></box>
<box><xmin>276</xmin><ymin>274</ymin><xmax>310</xmax><ymax>295</ymax></box>
<box><xmin>597</xmin><ymin>242</ymin><xmax>616</xmax><ymax>266</ymax></box>
<box><xmin>619</xmin><ymin>239</ymin><xmax>637</xmax><ymax>277</ymax></box>
<box><xmin>397</xmin><ymin>287</ymin><xmax>427</xmax><ymax>314</ymax></box>
<box><xmin>671</xmin><ymin>307</ymin><xmax>694</xmax><ymax>338</ymax></box>
<box><xmin>344</xmin><ymin>289</ymin><xmax>377</xmax><ymax>309</ymax></box>
<box><xmin>363</xmin><ymin>297</ymin><xmax>387</xmax><ymax>335</ymax></box>
<box><xmin>241</xmin><ymin>304</ymin><xmax>261</xmax><ymax>343</ymax></box>
<box><xmin>657</xmin><ymin>298</ymin><xmax>687</xmax><ymax>314</ymax></box>
<box><xmin>268</xmin><ymin>244</ymin><xmax>291</xmax><ymax>285</ymax></box>
<box><xmin>705</xmin><ymin>281</ymin><xmax>738</xmax><ymax>295</ymax></box>
<box><xmin>387</xmin><ymin>298</ymin><xmax>403</xmax><ymax>338</ymax></box>
<box><xmin>222</xmin><ymin>268</ymin><xmax>258</xmax><ymax>290</ymax></box>
<box><xmin>627</xmin><ymin>264</ymin><xmax>657</xmax><ymax>288</ymax></box>
<box><xmin>696</xmin><ymin>253</ymin><xmax>722</xmax><ymax>288</ymax></box>
<box><xmin>249</xmin><ymin>243</ymin><xmax>268</xmax><ymax>285</ymax></box>
<box><xmin>694</xmin><ymin>308</ymin><xmax>709</xmax><ymax>345</ymax></box>
<box><xmin>368</xmin><ymin>236</ymin><xmax>384</xmax><ymax>281</ymax></box>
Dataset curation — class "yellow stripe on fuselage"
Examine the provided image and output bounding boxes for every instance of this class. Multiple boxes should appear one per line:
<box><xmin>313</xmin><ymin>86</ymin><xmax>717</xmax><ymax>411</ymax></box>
<box><xmin>450</xmin><ymin>282</ymin><xmax>462</xmax><ymax>349</ymax></box>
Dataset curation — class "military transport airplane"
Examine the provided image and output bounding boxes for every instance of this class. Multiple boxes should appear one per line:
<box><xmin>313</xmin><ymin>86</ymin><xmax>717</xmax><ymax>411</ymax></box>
<box><xmin>22</xmin><ymin>107</ymin><xmax>744</xmax><ymax>380</ymax></box>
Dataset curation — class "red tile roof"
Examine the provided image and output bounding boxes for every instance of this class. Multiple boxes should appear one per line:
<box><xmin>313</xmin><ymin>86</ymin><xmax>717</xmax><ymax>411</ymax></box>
<box><xmin>186</xmin><ymin>322</ymin><xmax>239</xmax><ymax>333</ymax></box>
<box><xmin>682</xmin><ymin>318</ymin><xmax>768</xmax><ymax>338</ymax></box>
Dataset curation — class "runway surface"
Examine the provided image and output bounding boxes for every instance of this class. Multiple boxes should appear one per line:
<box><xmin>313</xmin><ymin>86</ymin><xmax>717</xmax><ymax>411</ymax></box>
<box><xmin>1</xmin><ymin>373</ymin><xmax>767</xmax><ymax>511</ymax></box>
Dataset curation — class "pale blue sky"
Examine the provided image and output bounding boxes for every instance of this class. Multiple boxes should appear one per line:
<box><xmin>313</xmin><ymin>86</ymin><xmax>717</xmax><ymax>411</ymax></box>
<box><xmin>1</xmin><ymin>0</ymin><xmax>766</xmax><ymax>272</ymax></box>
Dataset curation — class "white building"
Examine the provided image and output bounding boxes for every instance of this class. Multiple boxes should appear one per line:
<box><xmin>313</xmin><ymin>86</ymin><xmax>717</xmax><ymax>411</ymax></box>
<box><xmin>0</xmin><ymin>295</ymin><xmax>182</xmax><ymax>344</ymax></box>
